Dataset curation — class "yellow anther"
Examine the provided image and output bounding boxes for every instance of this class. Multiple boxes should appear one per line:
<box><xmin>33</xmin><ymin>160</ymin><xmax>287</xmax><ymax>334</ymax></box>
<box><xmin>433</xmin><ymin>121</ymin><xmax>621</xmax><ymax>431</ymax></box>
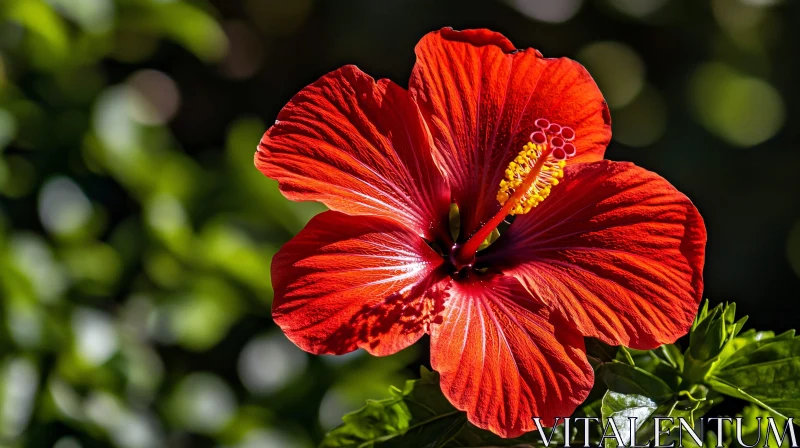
<box><xmin>496</xmin><ymin>140</ymin><xmax>569</xmax><ymax>215</ymax></box>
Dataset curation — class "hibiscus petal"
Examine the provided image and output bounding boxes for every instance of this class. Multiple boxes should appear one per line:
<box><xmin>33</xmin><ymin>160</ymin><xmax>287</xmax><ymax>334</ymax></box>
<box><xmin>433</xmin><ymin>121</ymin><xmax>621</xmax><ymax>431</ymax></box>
<box><xmin>256</xmin><ymin>65</ymin><xmax>451</xmax><ymax>240</ymax></box>
<box><xmin>484</xmin><ymin>161</ymin><xmax>706</xmax><ymax>349</ymax></box>
<box><xmin>409</xmin><ymin>28</ymin><xmax>611</xmax><ymax>237</ymax></box>
<box><xmin>430</xmin><ymin>275</ymin><xmax>592</xmax><ymax>438</ymax></box>
<box><xmin>272</xmin><ymin>211</ymin><xmax>446</xmax><ymax>356</ymax></box>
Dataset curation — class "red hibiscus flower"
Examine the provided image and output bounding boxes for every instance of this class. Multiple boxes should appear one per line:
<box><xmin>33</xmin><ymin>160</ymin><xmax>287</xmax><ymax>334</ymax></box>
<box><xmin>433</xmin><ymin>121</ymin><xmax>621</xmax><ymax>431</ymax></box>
<box><xmin>255</xmin><ymin>28</ymin><xmax>706</xmax><ymax>438</ymax></box>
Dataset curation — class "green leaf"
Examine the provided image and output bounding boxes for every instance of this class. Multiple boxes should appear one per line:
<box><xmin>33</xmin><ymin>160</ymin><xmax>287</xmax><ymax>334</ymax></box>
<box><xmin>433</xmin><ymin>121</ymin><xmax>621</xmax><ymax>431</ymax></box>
<box><xmin>599</xmin><ymin>388</ymin><xmax>719</xmax><ymax>448</ymax></box>
<box><xmin>684</xmin><ymin>301</ymin><xmax>748</xmax><ymax>384</ymax></box>
<box><xmin>736</xmin><ymin>405</ymin><xmax>772</xmax><ymax>448</ymax></box>
<box><xmin>717</xmin><ymin>329</ymin><xmax>777</xmax><ymax>362</ymax></box>
<box><xmin>620</xmin><ymin>346</ymin><xmax>683</xmax><ymax>391</ymax></box>
<box><xmin>616</xmin><ymin>346</ymin><xmax>636</xmax><ymax>366</ymax></box>
<box><xmin>688</xmin><ymin>301</ymin><xmax>747</xmax><ymax>362</ymax></box>
<box><xmin>655</xmin><ymin>344</ymin><xmax>685</xmax><ymax>371</ymax></box>
<box><xmin>596</xmin><ymin>343</ymin><xmax>723</xmax><ymax>448</ymax></box>
<box><xmin>707</xmin><ymin>330</ymin><xmax>800</xmax><ymax>420</ymax></box>
<box><xmin>321</xmin><ymin>368</ymin><xmax>464</xmax><ymax>448</ymax></box>
<box><xmin>601</xmin><ymin>362</ymin><xmax>674</xmax><ymax>401</ymax></box>
<box><xmin>600</xmin><ymin>391</ymin><xmax>659</xmax><ymax>448</ymax></box>
<box><xmin>657</xmin><ymin>396</ymin><xmax>722</xmax><ymax>448</ymax></box>
<box><xmin>450</xmin><ymin>422</ymin><xmax>568</xmax><ymax>448</ymax></box>
<box><xmin>667</xmin><ymin>392</ymin><xmax>719</xmax><ymax>431</ymax></box>
<box><xmin>697</xmin><ymin>404</ymin><xmax>794</xmax><ymax>448</ymax></box>
<box><xmin>322</xmin><ymin>368</ymin><xmax>570</xmax><ymax>448</ymax></box>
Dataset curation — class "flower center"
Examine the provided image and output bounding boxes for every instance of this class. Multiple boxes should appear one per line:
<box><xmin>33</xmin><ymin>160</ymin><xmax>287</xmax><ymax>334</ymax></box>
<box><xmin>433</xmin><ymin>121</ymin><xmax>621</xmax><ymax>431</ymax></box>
<box><xmin>453</xmin><ymin>118</ymin><xmax>576</xmax><ymax>265</ymax></box>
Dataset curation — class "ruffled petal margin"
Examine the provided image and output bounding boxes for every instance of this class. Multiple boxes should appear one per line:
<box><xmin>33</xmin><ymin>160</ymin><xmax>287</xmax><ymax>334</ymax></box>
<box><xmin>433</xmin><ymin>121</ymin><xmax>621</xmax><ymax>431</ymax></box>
<box><xmin>409</xmin><ymin>28</ymin><xmax>611</xmax><ymax>238</ymax></box>
<box><xmin>484</xmin><ymin>161</ymin><xmax>706</xmax><ymax>349</ymax></box>
<box><xmin>256</xmin><ymin>65</ymin><xmax>451</xmax><ymax>240</ymax></box>
<box><xmin>430</xmin><ymin>275</ymin><xmax>593</xmax><ymax>438</ymax></box>
<box><xmin>272</xmin><ymin>211</ymin><xmax>446</xmax><ymax>356</ymax></box>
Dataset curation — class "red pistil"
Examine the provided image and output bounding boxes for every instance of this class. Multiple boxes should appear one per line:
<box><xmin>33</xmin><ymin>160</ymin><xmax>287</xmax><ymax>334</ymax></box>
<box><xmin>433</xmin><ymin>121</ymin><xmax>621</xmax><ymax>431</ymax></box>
<box><xmin>453</xmin><ymin>145</ymin><xmax>555</xmax><ymax>266</ymax></box>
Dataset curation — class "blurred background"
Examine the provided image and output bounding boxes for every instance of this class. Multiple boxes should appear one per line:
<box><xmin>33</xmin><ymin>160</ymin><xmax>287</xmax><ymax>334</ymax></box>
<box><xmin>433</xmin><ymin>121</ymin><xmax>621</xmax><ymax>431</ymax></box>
<box><xmin>0</xmin><ymin>0</ymin><xmax>798</xmax><ymax>446</ymax></box>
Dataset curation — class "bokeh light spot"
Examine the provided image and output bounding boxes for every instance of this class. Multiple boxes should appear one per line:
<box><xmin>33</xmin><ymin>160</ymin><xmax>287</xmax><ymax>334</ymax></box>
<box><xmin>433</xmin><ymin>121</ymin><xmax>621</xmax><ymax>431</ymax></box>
<box><xmin>84</xmin><ymin>391</ymin><xmax>124</xmax><ymax>431</ymax></box>
<box><xmin>1</xmin><ymin>358</ymin><xmax>38</xmax><ymax>438</ymax></box>
<box><xmin>238</xmin><ymin>333</ymin><xmax>308</xmax><ymax>395</ymax></box>
<box><xmin>578</xmin><ymin>41</ymin><xmax>645</xmax><ymax>109</ymax></box>
<box><xmin>508</xmin><ymin>0</ymin><xmax>583</xmax><ymax>23</ymax></box>
<box><xmin>38</xmin><ymin>177</ymin><xmax>93</xmax><ymax>237</ymax></box>
<box><xmin>165</xmin><ymin>284</ymin><xmax>242</xmax><ymax>351</ymax></box>
<box><xmin>712</xmin><ymin>0</ymin><xmax>769</xmax><ymax>31</ymax></box>
<box><xmin>72</xmin><ymin>308</ymin><xmax>118</xmax><ymax>366</ymax></box>
<box><xmin>740</xmin><ymin>0</ymin><xmax>781</xmax><ymax>5</ymax></box>
<box><xmin>0</xmin><ymin>109</ymin><xmax>17</xmax><ymax>149</ymax></box>
<box><xmin>127</xmin><ymin>70</ymin><xmax>181</xmax><ymax>125</ymax></box>
<box><xmin>45</xmin><ymin>0</ymin><xmax>114</xmax><ymax>33</ymax></box>
<box><xmin>146</xmin><ymin>194</ymin><xmax>189</xmax><ymax>235</ymax></box>
<box><xmin>690</xmin><ymin>63</ymin><xmax>784</xmax><ymax>147</ymax></box>
<box><xmin>53</xmin><ymin>437</ymin><xmax>83</xmax><ymax>448</ymax></box>
<box><xmin>48</xmin><ymin>378</ymin><xmax>83</xmax><ymax>420</ymax></box>
<box><xmin>84</xmin><ymin>391</ymin><xmax>163</xmax><ymax>448</ymax></box>
<box><xmin>10</xmin><ymin>233</ymin><xmax>68</xmax><ymax>302</ymax></box>
<box><xmin>237</xmin><ymin>428</ymin><xmax>310</xmax><ymax>448</ymax></box>
<box><xmin>321</xmin><ymin>349</ymin><xmax>365</xmax><ymax>366</ymax></box>
<box><xmin>318</xmin><ymin>390</ymin><xmax>350</xmax><ymax>431</ymax></box>
<box><xmin>6</xmin><ymin>303</ymin><xmax>43</xmax><ymax>348</ymax></box>
<box><xmin>110</xmin><ymin>412</ymin><xmax>162</xmax><ymax>448</ymax></box>
<box><xmin>169</xmin><ymin>373</ymin><xmax>236</xmax><ymax>434</ymax></box>
<box><xmin>93</xmin><ymin>86</ymin><xmax>139</xmax><ymax>155</ymax></box>
<box><xmin>607</xmin><ymin>0</ymin><xmax>669</xmax><ymax>18</ymax></box>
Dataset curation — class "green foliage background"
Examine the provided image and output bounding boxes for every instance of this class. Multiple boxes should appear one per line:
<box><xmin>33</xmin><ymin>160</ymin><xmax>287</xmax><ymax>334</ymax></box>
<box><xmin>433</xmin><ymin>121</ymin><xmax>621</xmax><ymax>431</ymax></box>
<box><xmin>319</xmin><ymin>302</ymin><xmax>800</xmax><ymax>447</ymax></box>
<box><xmin>0</xmin><ymin>0</ymin><xmax>799</xmax><ymax>447</ymax></box>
